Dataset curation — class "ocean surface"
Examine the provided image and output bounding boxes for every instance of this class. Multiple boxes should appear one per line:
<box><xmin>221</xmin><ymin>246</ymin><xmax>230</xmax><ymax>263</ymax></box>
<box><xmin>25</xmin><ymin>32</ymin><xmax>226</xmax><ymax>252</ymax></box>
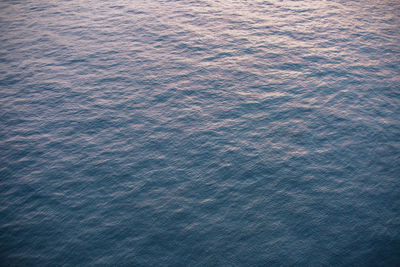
<box><xmin>1</xmin><ymin>0</ymin><xmax>400</xmax><ymax>265</ymax></box>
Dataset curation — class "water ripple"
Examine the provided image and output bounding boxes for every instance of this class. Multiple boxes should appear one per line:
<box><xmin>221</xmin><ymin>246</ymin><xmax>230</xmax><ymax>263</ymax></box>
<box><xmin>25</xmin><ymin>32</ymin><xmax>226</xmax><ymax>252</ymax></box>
<box><xmin>1</xmin><ymin>0</ymin><xmax>400</xmax><ymax>265</ymax></box>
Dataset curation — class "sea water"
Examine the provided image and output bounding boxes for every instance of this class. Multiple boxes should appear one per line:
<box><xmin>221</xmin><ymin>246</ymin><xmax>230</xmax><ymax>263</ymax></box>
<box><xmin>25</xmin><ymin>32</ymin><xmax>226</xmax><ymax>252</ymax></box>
<box><xmin>1</xmin><ymin>0</ymin><xmax>400</xmax><ymax>265</ymax></box>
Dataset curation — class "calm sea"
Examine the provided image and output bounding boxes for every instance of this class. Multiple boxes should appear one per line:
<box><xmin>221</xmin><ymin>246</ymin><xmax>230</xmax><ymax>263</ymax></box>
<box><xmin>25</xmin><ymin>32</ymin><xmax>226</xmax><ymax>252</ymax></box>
<box><xmin>1</xmin><ymin>0</ymin><xmax>400</xmax><ymax>265</ymax></box>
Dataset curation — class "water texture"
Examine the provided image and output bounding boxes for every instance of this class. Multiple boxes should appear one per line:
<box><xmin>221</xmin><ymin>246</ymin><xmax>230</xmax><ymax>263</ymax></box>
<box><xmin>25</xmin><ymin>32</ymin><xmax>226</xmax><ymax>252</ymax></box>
<box><xmin>1</xmin><ymin>0</ymin><xmax>400</xmax><ymax>265</ymax></box>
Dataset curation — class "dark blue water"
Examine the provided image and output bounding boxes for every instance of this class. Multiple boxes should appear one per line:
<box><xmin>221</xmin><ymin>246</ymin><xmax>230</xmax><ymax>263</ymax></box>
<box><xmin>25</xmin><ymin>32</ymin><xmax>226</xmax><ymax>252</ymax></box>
<box><xmin>1</xmin><ymin>0</ymin><xmax>400</xmax><ymax>265</ymax></box>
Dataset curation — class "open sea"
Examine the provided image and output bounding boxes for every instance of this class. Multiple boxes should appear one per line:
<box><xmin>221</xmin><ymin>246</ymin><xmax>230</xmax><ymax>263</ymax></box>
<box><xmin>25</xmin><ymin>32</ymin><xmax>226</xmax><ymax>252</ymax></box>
<box><xmin>1</xmin><ymin>0</ymin><xmax>400</xmax><ymax>265</ymax></box>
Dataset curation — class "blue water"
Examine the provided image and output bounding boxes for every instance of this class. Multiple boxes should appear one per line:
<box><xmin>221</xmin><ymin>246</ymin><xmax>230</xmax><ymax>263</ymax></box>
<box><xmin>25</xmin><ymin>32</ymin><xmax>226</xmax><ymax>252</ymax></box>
<box><xmin>1</xmin><ymin>0</ymin><xmax>400</xmax><ymax>265</ymax></box>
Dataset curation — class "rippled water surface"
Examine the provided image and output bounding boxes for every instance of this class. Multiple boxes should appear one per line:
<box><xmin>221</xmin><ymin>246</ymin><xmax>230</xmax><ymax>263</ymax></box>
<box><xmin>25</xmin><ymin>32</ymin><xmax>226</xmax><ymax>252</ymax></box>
<box><xmin>1</xmin><ymin>0</ymin><xmax>400</xmax><ymax>265</ymax></box>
